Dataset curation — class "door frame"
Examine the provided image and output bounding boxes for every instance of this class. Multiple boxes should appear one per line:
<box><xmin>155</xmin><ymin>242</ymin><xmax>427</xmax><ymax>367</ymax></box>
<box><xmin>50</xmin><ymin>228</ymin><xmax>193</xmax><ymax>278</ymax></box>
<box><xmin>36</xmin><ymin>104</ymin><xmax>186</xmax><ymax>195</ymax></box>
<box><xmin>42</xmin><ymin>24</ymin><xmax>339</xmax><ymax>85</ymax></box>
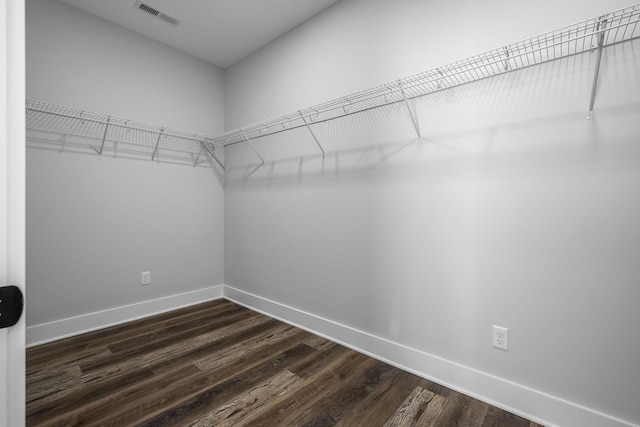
<box><xmin>0</xmin><ymin>1</ymin><xmax>26</xmax><ymax>426</ymax></box>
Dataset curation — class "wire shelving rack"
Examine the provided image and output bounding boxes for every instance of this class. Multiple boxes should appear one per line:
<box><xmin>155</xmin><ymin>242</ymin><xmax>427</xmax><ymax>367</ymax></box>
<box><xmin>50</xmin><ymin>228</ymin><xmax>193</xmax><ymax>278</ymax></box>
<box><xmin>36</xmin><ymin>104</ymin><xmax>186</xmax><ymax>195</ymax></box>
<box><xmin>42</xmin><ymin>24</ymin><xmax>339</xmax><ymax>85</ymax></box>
<box><xmin>214</xmin><ymin>3</ymin><xmax>640</xmax><ymax>164</ymax></box>
<box><xmin>26</xmin><ymin>100</ymin><xmax>223</xmax><ymax>169</ymax></box>
<box><xmin>26</xmin><ymin>3</ymin><xmax>640</xmax><ymax>171</ymax></box>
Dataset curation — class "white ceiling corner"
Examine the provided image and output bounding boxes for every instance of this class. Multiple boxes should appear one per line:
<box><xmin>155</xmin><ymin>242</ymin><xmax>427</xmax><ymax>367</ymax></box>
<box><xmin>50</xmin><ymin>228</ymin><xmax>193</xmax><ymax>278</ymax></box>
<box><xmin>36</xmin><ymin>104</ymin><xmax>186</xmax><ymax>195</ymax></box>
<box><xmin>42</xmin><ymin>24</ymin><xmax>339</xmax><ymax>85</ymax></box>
<box><xmin>58</xmin><ymin>0</ymin><xmax>342</xmax><ymax>69</ymax></box>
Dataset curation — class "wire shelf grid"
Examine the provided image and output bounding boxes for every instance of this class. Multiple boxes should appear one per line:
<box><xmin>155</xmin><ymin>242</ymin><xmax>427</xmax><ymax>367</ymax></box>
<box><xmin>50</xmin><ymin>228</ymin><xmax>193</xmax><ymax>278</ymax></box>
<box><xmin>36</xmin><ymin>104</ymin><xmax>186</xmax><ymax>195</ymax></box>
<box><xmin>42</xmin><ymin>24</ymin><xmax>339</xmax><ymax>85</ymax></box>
<box><xmin>25</xmin><ymin>4</ymin><xmax>640</xmax><ymax>171</ymax></box>
<box><xmin>25</xmin><ymin>99</ymin><xmax>222</xmax><ymax>168</ymax></box>
<box><xmin>215</xmin><ymin>4</ymin><xmax>640</xmax><ymax>148</ymax></box>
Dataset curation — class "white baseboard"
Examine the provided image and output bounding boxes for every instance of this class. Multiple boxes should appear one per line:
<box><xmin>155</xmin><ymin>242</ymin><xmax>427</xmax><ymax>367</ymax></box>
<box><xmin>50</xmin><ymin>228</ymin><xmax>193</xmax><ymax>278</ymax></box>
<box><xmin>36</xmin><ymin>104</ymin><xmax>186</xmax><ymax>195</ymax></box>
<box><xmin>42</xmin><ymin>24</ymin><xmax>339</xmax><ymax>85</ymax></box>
<box><xmin>26</xmin><ymin>285</ymin><xmax>223</xmax><ymax>347</ymax></box>
<box><xmin>223</xmin><ymin>285</ymin><xmax>638</xmax><ymax>427</ymax></box>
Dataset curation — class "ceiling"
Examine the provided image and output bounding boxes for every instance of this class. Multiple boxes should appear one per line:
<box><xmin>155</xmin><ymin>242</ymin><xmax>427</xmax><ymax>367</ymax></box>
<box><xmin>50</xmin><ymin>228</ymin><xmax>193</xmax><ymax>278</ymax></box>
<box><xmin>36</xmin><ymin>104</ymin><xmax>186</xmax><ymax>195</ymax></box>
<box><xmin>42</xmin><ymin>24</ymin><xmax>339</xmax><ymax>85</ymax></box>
<box><xmin>59</xmin><ymin>0</ymin><xmax>341</xmax><ymax>69</ymax></box>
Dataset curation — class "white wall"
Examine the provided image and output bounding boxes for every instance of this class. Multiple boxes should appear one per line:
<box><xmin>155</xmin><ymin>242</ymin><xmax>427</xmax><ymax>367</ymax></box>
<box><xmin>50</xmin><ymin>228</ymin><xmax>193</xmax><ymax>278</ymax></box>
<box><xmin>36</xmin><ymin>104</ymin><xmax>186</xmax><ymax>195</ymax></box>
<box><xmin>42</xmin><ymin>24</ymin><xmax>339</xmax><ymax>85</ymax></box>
<box><xmin>224</xmin><ymin>1</ymin><xmax>640</xmax><ymax>426</ymax></box>
<box><xmin>25</xmin><ymin>0</ymin><xmax>225</xmax><ymax>330</ymax></box>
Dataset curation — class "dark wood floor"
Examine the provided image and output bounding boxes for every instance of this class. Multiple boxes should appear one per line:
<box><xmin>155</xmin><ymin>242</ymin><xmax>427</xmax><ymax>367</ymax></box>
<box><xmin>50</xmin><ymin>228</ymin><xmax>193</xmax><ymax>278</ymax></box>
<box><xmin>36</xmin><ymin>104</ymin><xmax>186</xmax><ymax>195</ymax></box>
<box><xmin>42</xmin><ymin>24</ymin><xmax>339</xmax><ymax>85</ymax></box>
<box><xmin>27</xmin><ymin>299</ymin><xmax>543</xmax><ymax>426</ymax></box>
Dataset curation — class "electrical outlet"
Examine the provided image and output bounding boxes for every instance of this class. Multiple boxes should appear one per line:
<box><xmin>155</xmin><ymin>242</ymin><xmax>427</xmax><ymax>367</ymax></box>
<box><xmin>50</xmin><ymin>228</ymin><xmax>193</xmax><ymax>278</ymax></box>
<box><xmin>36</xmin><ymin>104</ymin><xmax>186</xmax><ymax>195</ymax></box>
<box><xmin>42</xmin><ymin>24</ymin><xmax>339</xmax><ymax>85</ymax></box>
<box><xmin>493</xmin><ymin>325</ymin><xmax>509</xmax><ymax>351</ymax></box>
<box><xmin>141</xmin><ymin>271</ymin><xmax>151</xmax><ymax>285</ymax></box>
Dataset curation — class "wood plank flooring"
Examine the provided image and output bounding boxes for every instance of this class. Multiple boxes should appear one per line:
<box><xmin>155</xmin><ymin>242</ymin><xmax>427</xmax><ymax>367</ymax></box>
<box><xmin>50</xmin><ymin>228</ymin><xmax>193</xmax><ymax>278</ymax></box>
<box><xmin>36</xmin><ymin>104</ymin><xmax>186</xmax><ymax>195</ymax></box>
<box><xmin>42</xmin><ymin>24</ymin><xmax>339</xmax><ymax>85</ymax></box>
<box><xmin>27</xmin><ymin>299</ymin><xmax>543</xmax><ymax>426</ymax></box>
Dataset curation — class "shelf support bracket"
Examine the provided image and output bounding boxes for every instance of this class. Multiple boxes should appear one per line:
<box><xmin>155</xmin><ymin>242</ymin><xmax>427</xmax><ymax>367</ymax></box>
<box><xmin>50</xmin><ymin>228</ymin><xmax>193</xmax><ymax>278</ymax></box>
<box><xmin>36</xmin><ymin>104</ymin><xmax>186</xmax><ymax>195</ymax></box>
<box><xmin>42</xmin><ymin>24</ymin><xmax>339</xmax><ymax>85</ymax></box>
<box><xmin>400</xmin><ymin>86</ymin><xmax>422</xmax><ymax>141</ymax></box>
<box><xmin>151</xmin><ymin>128</ymin><xmax>164</xmax><ymax>161</ymax></box>
<box><xmin>202</xmin><ymin>142</ymin><xmax>225</xmax><ymax>172</ymax></box>
<box><xmin>193</xmin><ymin>141</ymin><xmax>206</xmax><ymax>166</ymax></box>
<box><xmin>436</xmin><ymin>69</ymin><xmax>444</xmax><ymax>89</ymax></box>
<box><xmin>241</xmin><ymin>129</ymin><xmax>265</xmax><ymax>166</ymax></box>
<box><xmin>194</xmin><ymin>144</ymin><xmax>204</xmax><ymax>166</ymax></box>
<box><xmin>98</xmin><ymin>117</ymin><xmax>110</xmax><ymax>155</ymax></box>
<box><xmin>587</xmin><ymin>16</ymin><xmax>607</xmax><ymax>120</ymax></box>
<box><xmin>299</xmin><ymin>111</ymin><xmax>325</xmax><ymax>158</ymax></box>
<box><xmin>503</xmin><ymin>47</ymin><xmax>510</xmax><ymax>71</ymax></box>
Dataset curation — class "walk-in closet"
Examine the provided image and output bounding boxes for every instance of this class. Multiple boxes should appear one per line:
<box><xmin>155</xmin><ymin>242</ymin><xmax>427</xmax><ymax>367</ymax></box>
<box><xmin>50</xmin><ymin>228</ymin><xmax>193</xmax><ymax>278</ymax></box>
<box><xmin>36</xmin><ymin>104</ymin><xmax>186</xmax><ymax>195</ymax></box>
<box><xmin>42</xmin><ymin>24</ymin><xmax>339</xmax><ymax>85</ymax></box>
<box><xmin>1</xmin><ymin>0</ymin><xmax>639</xmax><ymax>425</ymax></box>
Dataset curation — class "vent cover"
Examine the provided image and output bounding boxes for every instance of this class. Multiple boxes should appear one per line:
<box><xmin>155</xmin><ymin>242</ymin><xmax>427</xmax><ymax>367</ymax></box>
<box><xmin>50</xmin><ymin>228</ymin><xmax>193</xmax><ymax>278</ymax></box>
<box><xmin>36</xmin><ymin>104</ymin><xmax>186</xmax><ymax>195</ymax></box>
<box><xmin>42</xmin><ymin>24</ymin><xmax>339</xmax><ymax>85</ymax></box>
<box><xmin>133</xmin><ymin>0</ymin><xmax>181</xmax><ymax>26</ymax></box>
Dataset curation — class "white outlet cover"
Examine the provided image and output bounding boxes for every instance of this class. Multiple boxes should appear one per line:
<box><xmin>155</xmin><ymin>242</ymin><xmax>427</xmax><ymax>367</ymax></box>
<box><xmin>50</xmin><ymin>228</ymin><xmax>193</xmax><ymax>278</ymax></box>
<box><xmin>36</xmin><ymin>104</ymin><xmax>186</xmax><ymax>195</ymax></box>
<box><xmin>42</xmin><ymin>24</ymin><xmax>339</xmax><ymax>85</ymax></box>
<box><xmin>141</xmin><ymin>271</ymin><xmax>151</xmax><ymax>285</ymax></box>
<box><xmin>493</xmin><ymin>325</ymin><xmax>509</xmax><ymax>351</ymax></box>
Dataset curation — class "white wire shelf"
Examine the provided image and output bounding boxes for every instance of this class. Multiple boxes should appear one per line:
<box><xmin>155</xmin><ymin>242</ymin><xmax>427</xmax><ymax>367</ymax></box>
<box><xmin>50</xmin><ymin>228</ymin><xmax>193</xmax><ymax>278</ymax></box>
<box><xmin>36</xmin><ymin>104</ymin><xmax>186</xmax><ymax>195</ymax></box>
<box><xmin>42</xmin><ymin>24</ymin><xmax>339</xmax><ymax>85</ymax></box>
<box><xmin>214</xmin><ymin>3</ymin><xmax>640</xmax><ymax>158</ymax></box>
<box><xmin>25</xmin><ymin>99</ymin><xmax>224</xmax><ymax>170</ymax></box>
<box><xmin>26</xmin><ymin>4</ymin><xmax>640</xmax><ymax>171</ymax></box>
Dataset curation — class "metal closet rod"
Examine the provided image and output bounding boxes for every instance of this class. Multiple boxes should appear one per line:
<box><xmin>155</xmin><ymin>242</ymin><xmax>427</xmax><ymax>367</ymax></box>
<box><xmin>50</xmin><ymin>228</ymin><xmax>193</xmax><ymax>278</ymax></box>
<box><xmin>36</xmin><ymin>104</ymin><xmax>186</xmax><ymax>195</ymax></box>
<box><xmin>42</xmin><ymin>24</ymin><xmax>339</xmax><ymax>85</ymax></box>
<box><xmin>216</xmin><ymin>3</ymin><xmax>640</xmax><ymax>149</ymax></box>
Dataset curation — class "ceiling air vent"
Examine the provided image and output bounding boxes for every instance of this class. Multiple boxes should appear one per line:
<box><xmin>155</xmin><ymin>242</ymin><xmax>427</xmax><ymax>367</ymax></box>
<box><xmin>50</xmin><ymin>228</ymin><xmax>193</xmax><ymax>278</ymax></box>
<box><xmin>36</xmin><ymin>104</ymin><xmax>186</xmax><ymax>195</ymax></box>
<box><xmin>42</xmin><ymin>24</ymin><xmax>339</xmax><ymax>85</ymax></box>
<box><xmin>133</xmin><ymin>0</ymin><xmax>181</xmax><ymax>26</ymax></box>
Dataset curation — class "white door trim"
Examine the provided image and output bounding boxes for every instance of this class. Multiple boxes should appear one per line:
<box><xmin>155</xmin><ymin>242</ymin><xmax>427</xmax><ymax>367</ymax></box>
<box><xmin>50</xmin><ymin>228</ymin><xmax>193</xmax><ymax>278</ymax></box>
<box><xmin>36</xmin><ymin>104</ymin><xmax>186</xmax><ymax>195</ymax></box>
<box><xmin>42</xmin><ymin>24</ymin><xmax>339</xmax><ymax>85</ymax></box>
<box><xmin>0</xmin><ymin>1</ymin><xmax>26</xmax><ymax>426</ymax></box>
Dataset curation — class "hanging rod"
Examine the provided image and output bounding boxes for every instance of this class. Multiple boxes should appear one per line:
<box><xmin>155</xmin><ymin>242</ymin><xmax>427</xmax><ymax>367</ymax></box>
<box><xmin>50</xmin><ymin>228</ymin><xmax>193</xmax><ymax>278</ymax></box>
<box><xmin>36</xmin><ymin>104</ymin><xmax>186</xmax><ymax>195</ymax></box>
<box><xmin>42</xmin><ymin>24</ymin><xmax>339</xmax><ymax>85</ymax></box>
<box><xmin>25</xmin><ymin>99</ymin><xmax>224</xmax><ymax>170</ymax></box>
<box><xmin>216</xmin><ymin>3</ymin><xmax>640</xmax><ymax>148</ymax></box>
